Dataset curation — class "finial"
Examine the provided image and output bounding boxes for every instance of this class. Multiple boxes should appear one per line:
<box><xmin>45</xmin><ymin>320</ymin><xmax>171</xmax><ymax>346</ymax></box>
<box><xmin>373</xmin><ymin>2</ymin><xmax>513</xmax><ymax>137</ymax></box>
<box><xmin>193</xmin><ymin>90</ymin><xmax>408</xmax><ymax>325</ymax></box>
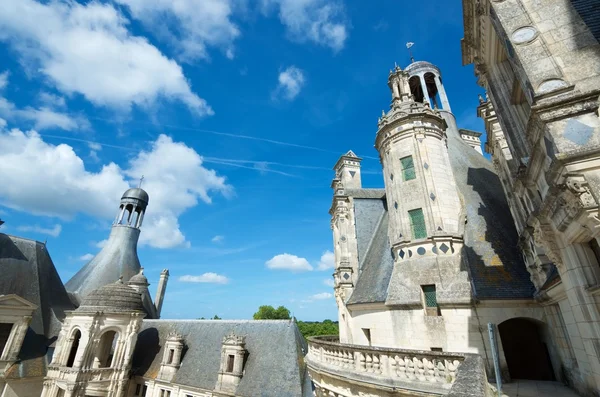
<box><xmin>118</xmin><ymin>275</ymin><xmax>124</xmax><ymax>284</ymax></box>
<box><xmin>138</xmin><ymin>175</ymin><xmax>145</xmax><ymax>188</ymax></box>
<box><xmin>382</xmin><ymin>110</ymin><xmax>385</xmax><ymax>117</ymax></box>
<box><xmin>406</xmin><ymin>42</ymin><xmax>415</xmax><ymax>63</ymax></box>
<box><xmin>478</xmin><ymin>94</ymin><xmax>484</xmax><ymax>104</ymax></box>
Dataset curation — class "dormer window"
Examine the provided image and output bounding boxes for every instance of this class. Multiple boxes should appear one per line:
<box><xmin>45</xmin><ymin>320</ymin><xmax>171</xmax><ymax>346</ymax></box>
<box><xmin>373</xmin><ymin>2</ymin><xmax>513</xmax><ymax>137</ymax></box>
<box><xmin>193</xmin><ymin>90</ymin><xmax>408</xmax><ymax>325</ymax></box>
<box><xmin>0</xmin><ymin>295</ymin><xmax>37</xmax><ymax>375</ymax></box>
<box><xmin>216</xmin><ymin>333</ymin><xmax>247</xmax><ymax>393</ymax></box>
<box><xmin>157</xmin><ymin>332</ymin><xmax>184</xmax><ymax>382</ymax></box>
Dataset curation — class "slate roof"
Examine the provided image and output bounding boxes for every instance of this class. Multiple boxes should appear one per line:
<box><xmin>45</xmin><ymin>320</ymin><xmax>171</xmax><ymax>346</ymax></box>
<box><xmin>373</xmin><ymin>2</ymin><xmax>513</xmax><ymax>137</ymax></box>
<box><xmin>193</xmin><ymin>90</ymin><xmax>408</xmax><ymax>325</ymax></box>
<box><xmin>571</xmin><ymin>0</ymin><xmax>600</xmax><ymax>43</ymax></box>
<box><xmin>444</xmin><ymin>119</ymin><xmax>534</xmax><ymax>299</ymax></box>
<box><xmin>132</xmin><ymin>320</ymin><xmax>312</xmax><ymax>397</ymax></box>
<box><xmin>0</xmin><ymin>233</ymin><xmax>75</xmax><ymax>378</ymax></box>
<box><xmin>347</xmin><ymin>198</ymin><xmax>394</xmax><ymax>304</ymax></box>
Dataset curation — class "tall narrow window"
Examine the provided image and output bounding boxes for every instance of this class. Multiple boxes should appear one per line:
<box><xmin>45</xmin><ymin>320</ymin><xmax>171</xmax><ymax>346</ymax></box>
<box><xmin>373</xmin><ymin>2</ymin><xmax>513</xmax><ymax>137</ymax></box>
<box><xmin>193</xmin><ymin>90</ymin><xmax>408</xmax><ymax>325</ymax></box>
<box><xmin>65</xmin><ymin>329</ymin><xmax>81</xmax><ymax>367</ymax></box>
<box><xmin>227</xmin><ymin>354</ymin><xmax>235</xmax><ymax>372</ymax></box>
<box><xmin>167</xmin><ymin>349</ymin><xmax>175</xmax><ymax>364</ymax></box>
<box><xmin>0</xmin><ymin>323</ymin><xmax>13</xmax><ymax>358</ymax></box>
<box><xmin>422</xmin><ymin>285</ymin><xmax>439</xmax><ymax>316</ymax></box>
<box><xmin>400</xmin><ymin>156</ymin><xmax>416</xmax><ymax>181</ymax></box>
<box><xmin>408</xmin><ymin>208</ymin><xmax>427</xmax><ymax>239</ymax></box>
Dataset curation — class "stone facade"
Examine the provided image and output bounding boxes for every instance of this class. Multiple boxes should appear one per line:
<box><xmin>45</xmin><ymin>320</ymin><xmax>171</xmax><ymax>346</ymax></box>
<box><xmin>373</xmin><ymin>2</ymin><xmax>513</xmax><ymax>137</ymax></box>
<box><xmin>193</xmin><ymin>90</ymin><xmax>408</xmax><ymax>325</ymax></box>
<box><xmin>463</xmin><ymin>0</ymin><xmax>600</xmax><ymax>394</ymax></box>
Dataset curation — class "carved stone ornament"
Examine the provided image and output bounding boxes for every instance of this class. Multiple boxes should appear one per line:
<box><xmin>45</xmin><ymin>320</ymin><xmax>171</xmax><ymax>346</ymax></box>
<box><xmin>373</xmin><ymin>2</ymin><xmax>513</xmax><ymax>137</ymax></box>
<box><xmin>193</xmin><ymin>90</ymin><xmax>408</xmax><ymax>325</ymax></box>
<box><xmin>223</xmin><ymin>333</ymin><xmax>245</xmax><ymax>346</ymax></box>
<box><xmin>531</xmin><ymin>219</ymin><xmax>563</xmax><ymax>268</ymax></box>
<box><xmin>565</xmin><ymin>176</ymin><xmax>597</xmax><ymax>209</ymax></box>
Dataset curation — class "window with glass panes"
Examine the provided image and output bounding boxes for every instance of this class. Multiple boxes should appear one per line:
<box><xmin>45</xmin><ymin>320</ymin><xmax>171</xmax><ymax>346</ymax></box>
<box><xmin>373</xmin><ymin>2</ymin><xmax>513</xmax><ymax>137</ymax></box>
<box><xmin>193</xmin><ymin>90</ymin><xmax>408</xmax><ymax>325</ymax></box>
<box><xmin>408</xmin><ymin>208</ymin><xmax>426</xmax><ymax>239</ymax></box>
<box><xmin>400</xmin><ymin>156</ymin><xmax>416</xmax><ymax>181</ymax></box>
<box><xmin>422</xmin><ymin>285</ymin><xmax>438</xmax><ymax>307</ymax></box>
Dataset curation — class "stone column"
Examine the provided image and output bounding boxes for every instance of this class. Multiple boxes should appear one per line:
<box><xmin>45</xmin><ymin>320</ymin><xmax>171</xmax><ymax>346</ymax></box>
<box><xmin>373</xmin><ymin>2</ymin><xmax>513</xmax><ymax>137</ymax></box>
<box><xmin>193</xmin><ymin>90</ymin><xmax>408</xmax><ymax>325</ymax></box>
<box><xmin>434</xmin><ymin>75</ymin><xmax>451</xmax><ymax>111</ymax></box>
<box><xmin>419</xmin><ymin>74</ymin><xmax>431</xmax><ymax>106</ymax></box>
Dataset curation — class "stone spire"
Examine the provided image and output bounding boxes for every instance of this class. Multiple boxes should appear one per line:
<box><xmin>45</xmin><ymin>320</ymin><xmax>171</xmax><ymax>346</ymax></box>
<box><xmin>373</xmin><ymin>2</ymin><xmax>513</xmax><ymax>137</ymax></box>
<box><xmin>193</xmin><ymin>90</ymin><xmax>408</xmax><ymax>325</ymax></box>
<box><xmin>65</xmin><ymin>187</ymin><xmax>149</xmax><ymax>304</ymax></box>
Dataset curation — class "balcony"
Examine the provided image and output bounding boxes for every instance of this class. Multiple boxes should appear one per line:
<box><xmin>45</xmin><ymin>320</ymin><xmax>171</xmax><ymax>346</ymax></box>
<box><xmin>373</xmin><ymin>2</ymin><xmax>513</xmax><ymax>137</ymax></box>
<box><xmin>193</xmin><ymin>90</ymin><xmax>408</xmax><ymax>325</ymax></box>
<box><xmin>306</xmin><ymin>336</ymin><xmax>490</xmax><ymax>396</ymax></box>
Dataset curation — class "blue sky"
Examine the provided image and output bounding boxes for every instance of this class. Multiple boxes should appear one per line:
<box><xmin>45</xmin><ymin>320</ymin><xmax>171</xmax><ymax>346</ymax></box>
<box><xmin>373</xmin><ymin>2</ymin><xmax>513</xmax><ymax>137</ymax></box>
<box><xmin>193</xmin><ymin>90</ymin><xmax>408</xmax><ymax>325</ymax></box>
<box><xmin>0</xmin><ymin>0</ymin><xmax>484</xmax><ymax>321</ymax></box>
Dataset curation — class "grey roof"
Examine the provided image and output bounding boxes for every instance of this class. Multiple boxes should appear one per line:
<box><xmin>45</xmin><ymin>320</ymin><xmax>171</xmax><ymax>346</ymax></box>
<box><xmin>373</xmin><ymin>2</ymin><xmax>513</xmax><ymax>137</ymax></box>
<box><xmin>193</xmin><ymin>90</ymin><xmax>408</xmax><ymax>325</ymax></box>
<box><xmin>347</xmin><ymin>201</ymin><xmax>394</xmax><ymax>304</ymax></box>
<box><xmin>65</xmin><ymin>225</ymin><xmax>144</xmax><ymax>307</ymax></box>
<box><xmin>0</xmin><ymin>233</ymin><xmax>75</xmax><ymax>378</ymax></box>
<box><xmin>77</xmin><ymin>280</ymin><xmax>144</xmax><ymax>313</ymax></box>
<box><xmin>443</xmin><ymin>113</ymin><xmax>534</xmax><ymax>299</ymax></box>
<box><xmin>123</xmin><ymin>187</ymin><xmax>149</xmax><ymax>205</ymax></box>
<box><xmin>345</xmin><ymin>188</ymin><xmax>386</xmax><ymax>199</ymax></box>
<box><xmin>132</xmin><ymin>320</ymin><xmax>311</xmax><ymax>397</ymax></box>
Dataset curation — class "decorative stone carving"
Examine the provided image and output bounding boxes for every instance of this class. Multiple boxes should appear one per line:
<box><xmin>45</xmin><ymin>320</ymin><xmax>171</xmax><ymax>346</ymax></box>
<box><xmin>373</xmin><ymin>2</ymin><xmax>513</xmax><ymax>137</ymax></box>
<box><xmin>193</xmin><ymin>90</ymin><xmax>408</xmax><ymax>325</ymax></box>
<box><xmin>511</xmin><ymin>27</ymin><xmax>537</xmax><ymax>44</ymax></box>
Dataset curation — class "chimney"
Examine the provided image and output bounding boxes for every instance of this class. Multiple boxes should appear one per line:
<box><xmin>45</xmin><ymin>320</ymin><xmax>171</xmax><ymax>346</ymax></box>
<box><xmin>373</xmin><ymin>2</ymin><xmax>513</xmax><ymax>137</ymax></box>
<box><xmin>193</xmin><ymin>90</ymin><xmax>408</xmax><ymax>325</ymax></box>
<box><xmin>155</xmin><ymin>269</ymin><xmax>169</xmax><ymax>317</ymax></box>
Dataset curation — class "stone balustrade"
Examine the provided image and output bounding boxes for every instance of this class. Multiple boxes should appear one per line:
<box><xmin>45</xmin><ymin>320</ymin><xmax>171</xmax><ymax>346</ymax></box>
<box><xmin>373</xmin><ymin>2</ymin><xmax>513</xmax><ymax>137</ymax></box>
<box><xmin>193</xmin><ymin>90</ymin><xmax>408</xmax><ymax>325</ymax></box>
<box><xmin>307</xmin><ymin>336</ymin><xmax>490</xmax><ymax>396</ymax></box>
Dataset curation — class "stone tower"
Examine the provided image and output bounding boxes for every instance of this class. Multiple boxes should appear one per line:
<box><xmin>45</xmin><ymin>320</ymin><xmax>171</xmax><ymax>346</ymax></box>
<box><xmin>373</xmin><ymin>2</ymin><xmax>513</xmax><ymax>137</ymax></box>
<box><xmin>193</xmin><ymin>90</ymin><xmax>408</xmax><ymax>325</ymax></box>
<box><xmin>376</xmin><ymin>65</ymin><xmax>471</xmax><ymax>309</ymax></box>
<box><xmin>66</xmin><ymin>188</ymin><xmax>149</xmax><ymax>303</ymax></box>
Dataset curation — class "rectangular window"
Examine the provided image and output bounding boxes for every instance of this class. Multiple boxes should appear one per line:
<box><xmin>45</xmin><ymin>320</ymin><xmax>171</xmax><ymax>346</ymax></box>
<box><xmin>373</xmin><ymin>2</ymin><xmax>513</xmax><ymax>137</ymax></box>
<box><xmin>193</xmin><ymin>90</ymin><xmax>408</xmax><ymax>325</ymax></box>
<box><xmin>400</xmin><ymin>156</ymin><xmax>416</xmax><ymax>181</ymax></box>
<box><xmin>0</xmin><ymin>323</ymin><xmax>13</xmax><ymax>358</ymax></box>
<box><xmin>431</xmin><ymin>347</ymin><xmax>443</xmax><ymax>352</ymax></box>
<box><xmin>141</xmin><ymin>386</ymin><xmax>147</xmax><ymax>397</ymax></box>
<box><xmin>422</xmin><ymin>285</ymin><xmax>439</xmax><ymax>316</ymax></box>
<box><xmin>408</xmin><ymin>208</ymin><xmax>427</xmax><ymax>239</ymax></box>
<box><xmin>167</xmin><ymin>349</ymin><xmax>174</xmax><ymax>364</ymax></box>
<box><xmin>135</xmin><ymin>384</ymin><xmax>141</xmax><ymax>396</ymax></box>
<box><xmin>362</xmin><ymin>328</ymin><xmax>371</xmax><ymax>346</ymax></box>
<box><xmin>227</xmin><ymin>354</ymin><xmax>235</xmax><ymax>372</ymax></box>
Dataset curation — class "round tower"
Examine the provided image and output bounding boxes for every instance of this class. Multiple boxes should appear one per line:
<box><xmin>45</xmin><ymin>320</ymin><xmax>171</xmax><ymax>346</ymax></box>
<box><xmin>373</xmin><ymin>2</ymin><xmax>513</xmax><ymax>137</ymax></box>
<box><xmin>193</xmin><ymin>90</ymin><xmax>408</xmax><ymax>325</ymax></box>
<box><xmin>65</xmin><ymin>187</ymin><xmax>150</xmax><ymax>302</ymax></box>
<box><xmin>376</xmin><ymin>65</ymin><xmax>470</xmax><ymax>308</ymax></box>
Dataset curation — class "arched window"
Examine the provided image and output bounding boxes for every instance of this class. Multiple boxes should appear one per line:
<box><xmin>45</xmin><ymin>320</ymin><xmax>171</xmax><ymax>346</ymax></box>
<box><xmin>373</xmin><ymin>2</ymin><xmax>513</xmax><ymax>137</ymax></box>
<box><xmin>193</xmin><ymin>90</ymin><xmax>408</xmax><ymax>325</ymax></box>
<box><xmin>65</xmin><ymin>329</ymin><xmax>81</xmax><ymax>367</ymax></box>
<box><xmin>94</xmin><ymin>331</ymin><xmax>118</xmax><ymax>368</ymax></box>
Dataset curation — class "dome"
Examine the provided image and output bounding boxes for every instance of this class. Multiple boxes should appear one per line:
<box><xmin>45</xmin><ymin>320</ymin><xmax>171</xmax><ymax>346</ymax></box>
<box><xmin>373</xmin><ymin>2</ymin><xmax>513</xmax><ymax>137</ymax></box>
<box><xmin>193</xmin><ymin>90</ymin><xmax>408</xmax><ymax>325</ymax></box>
<box><xmin>404</xmin><ymin>61</ymin><xmax>441</xmax><ymax>77</ymax></box>
<box><xmin>128</xmin><ymin>268</ymin><xmax>149</xmax><ymax>287</ymax></box>
<box><xmin>77</xmin><ymin>279</ymin><xmax>144</xmax><ymax>312</ymax></box>
<box><xmin>122</xmin><ymin>188</ymin><xmax>149</xmax><ymax>204</ymax></box>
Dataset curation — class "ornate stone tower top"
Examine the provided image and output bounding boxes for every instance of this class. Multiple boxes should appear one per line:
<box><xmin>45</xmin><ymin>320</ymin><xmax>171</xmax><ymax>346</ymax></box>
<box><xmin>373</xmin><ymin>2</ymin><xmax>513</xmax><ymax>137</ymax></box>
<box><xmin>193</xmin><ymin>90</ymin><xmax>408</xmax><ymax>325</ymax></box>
<box><xmin>333</xmin><ymin>150</ymin><xmax>362</xmax><ymax>190</ymax></box>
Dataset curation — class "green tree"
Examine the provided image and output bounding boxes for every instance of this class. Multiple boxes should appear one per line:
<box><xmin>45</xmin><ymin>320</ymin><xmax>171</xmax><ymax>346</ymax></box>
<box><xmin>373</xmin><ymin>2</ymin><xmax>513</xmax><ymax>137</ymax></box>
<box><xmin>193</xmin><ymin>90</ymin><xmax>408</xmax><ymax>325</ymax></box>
<box><xmin>296</xmin><ymin>320</ymin><xmax>339</xmax><ymax>339</ymax></box>
<box><xmin>253</xmin><ymin>305</ymin><xmax>291</xmax><ymax>320</ymax></box>
<box><xmin>213</xmin><ymin>315</ymin><xmax>222</xmax><ymax>320</ymax></box>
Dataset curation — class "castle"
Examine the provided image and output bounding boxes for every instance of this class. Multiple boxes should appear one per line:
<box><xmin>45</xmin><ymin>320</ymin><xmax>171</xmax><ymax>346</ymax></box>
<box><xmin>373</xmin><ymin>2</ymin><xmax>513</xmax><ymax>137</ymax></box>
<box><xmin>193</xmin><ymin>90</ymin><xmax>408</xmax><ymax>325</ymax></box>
<box><xmin>307</xmin><ymin>0</ymin><xmax>600</xmax><ymax>396</ymax></box>
<box><xmin>0</xmin><ymin>188</ymin><xmax>311</xmax><ymax>397</ymax></box>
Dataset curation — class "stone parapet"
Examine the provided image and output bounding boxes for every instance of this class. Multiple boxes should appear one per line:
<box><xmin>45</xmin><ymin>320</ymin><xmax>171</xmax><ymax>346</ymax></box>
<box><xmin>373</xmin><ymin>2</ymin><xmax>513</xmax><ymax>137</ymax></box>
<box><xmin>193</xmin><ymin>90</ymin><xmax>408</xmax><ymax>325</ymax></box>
<box><xmin>307</xmin><ymin>335</ymin><xmax>489</xmax><ymax>396</ymax></box>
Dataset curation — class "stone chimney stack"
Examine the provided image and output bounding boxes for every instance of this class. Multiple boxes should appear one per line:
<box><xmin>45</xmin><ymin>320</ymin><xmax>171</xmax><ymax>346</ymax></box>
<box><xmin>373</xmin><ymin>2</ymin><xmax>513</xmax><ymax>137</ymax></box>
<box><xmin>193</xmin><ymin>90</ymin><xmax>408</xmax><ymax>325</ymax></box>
<box><xmin>333</xmin><ymin>150</ymin><xmax>362</xmax><ymax>190</ymax></box>
<box><xmin>155</xmin><ymin>269</ymin><xmax>169</xmax><ymax>317</ymax></box>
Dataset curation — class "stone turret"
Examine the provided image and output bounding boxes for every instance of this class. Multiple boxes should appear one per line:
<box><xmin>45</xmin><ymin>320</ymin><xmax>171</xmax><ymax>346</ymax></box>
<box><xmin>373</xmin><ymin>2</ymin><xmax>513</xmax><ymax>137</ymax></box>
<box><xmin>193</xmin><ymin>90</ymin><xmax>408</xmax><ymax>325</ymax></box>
<box><xmin>66</xmin><ymin>187</ymin><xmax>149</xmax><ymax>304</ymax></box>
<box><xmin>376</xmin><ymin>64</ymin><xmax>471</xmax><ymax>308</ymax></box>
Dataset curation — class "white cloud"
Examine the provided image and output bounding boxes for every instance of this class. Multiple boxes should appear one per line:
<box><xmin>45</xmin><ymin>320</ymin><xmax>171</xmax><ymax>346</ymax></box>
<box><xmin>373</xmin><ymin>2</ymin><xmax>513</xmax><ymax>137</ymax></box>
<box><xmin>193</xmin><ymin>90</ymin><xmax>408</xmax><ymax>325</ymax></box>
<box><xmin>0</xmin><ymin>72</ymin><xmax>8</xmax><ymax>90</ymax></box>
<box><xmin>115</xmin><ymin>0</ymin><xmax>240</xmax><ymax>63</ymax></box>
<box><xmin>309</xmin><ymin>292</ymin><xmax>333</xmax><ymax>300</ymax></box>
<box><xmin>79</xmin><ymin>253</ymin><xmax>94</xmax><ymax>261</ymax></box>
<box><xmin>179</xmin><ymin>272</ymin><xmax>230</xmax><ymax>284</ymax></box>
<box><xmin>0</xmin><ymin>128</ymin><xmax>232</xmax><ymax>249</ymax></box>
<box><xmin>211</xmin><ymin>235</ymin><xmax>224</xmax><ymax>243</ymax></box>
<box><xmin>274</xmin><ymin>66</ymin><xmax>305</xmax><ymax>101</ymax></box>
<box><xmin>266</xmin><ymin>253</ymin><xmax>313</xmax><ymax>272</ymax></box>
<box><xmin>323</xmin><ymin>278</ymin><xmax>334</xmax><ymax>287</ymax></box>
<box><xmin>17</xmin><ymin>223</ymin><xmax>62</xmax><ymax>237</ymax></box>
<box><xmin>96</xmin><ymin>239</ymin><xmax>108</xmax><ymax>249</ymax></box>
<box><xmin>262</xmin><ymin>0</ymin><xmax>348</xmax><ymax>51</ymax></box>
<box><xmin>0</xmin><ymin>71</ymin><xmax>85</xmax><ymax>131</ymax></box>
<box><xmin>38</xmin><ymin>92</ymin><xmax>66</xmax><ymax>109</ymax></box>
<box><xmin>317</xmin><ymin>250</ymin><xmax>334</xmax><ymax>270</ymax></box>
<box><xmin>0</xmin><ymin>0</ymin><xmax>212</xmax><ymax>116</ymax></box>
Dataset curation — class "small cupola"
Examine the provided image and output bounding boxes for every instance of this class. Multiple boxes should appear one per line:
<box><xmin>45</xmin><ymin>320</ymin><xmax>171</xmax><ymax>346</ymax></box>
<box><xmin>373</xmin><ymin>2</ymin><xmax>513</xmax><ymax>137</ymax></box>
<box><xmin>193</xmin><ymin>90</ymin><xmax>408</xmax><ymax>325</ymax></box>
<box><xmin>215</xmin><ymin>333</ymin><xmax>247</xmax><ymax>393</ymax></box>
<box><xmin>157</xmin><ymin>332</ymin><xmax>184</xmax><ymax>382</ymax></box>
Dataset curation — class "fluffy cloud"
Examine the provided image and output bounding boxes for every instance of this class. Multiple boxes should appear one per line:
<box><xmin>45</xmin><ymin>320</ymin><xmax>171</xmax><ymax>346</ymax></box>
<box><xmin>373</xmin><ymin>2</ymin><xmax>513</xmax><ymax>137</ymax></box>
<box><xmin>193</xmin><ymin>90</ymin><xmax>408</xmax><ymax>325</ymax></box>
<box><xmin>115</xmin><ymin>0</ymin><xmax>240</xmax><ymax>62</ymax></box>
<box><xmin>323</xmin><ymin>278</ymin><xmax>334</xmax><ymax>287</ymax></box>
<box><xmin>316</xmin><ymin>250</ymin><xmax>334</xmax><ymax>270</ymax></box>
<box><xmin>274</xmin><ymin>66</ymin><xmax>305</xmax><ymax>101</ymax></box>
<box><xmin>0</xmin><ymin>128</ymin><xmax>232</xmax><ymax>248</ymax></box>
<box><xmin>0</xmin><ymin>71</ymin><xmax>85</xmax><ymax>131</ymax></box>
<box><xmin>16</xmin><ymin>223</ymin><xmax>62</xmax><ymax>237</ymax></box>
<box><xmin>262</xmin><ymin>0</ymin><xmax>348</xmax><ymax>51</ymax></box>
<box><xmin>211</xmin><ymin>235</ymin><xmax>224</xmax><ymax>243</ymax></box>
<box><xmin>0</xmin><ymin>0</ymin><xmax>211</xmax><ymax>115</ymax></box>
<box><xmin>266</xmin><ymin>253</ymin><xmax>313</xmax><ymax>272</ymax></box>
<box><xmin>179</xmin><ymin>273</ymin><xmax>230</xmax><ymax>284</ymax></box>
<box><xmin>79</xmin><ymin>253</ymin><xmax>94</xmax><ymax>261</ymax></box>
<box><xmin>309</xmin><ymin>292</ymin><xmax>333</xmax><ymax>300</ymax></box>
